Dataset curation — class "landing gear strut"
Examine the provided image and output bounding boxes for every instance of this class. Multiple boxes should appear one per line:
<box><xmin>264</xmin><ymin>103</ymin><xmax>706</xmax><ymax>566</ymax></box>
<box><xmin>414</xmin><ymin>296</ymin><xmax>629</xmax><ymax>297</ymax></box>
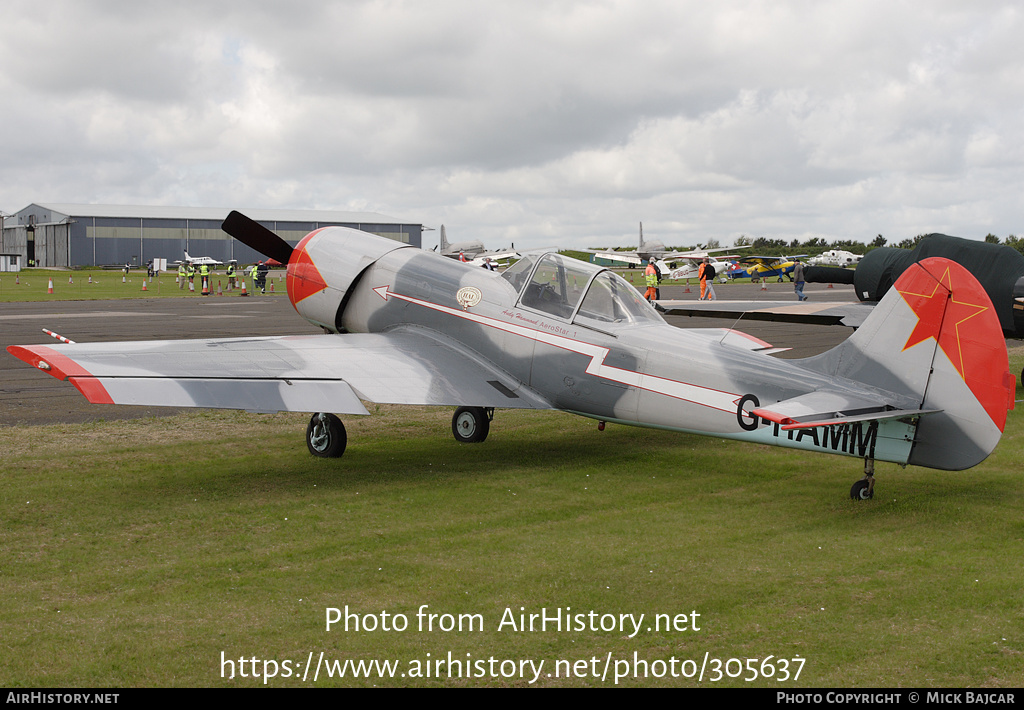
<box><xmin>452</xmin><ymin>406</ymin><xmax>492</xmax><ymax>443</ymax></box>
<box><xmin>307</xmin><ymin>412</ymin><xmax>347</xmax><ymax>457</ymax></box>
<box><xmin>850</xmin><ymin>457</ymin><xmax>875</xmax><ymax>500</ymax></box>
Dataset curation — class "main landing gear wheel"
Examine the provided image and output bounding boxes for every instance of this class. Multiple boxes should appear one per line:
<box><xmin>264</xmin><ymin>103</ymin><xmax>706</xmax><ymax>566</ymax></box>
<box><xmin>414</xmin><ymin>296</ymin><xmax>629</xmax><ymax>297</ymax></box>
<box><xmin>452</xmin><ymin>406</ymin><xmax>491</xmax><ymax>443</ymax></box>
<box><xmin>306</xmin><ymin>412</ymin><xmax>347</xmax><ymax>458</ymax></box>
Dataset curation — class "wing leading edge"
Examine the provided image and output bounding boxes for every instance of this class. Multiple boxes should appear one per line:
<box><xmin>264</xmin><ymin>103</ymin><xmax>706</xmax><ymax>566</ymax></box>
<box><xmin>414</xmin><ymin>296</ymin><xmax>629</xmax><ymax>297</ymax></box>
<box><xmin>7</xmin><ymin>330</ymin><xmax>552</xmax><ymax>414</ymax></box>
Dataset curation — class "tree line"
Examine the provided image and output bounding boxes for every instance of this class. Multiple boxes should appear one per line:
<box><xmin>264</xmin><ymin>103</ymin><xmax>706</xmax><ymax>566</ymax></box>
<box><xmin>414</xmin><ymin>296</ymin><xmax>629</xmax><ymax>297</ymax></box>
<box><xmin>725</xmin><ymin>233</ymin><xmax>1024</xmax><ymax>257</ymax></box>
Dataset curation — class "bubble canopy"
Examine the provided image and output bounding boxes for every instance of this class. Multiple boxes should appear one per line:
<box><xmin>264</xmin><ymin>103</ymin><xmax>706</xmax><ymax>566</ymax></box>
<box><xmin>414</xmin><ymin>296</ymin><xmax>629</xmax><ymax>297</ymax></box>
<box><xmin>502</xmin><ymin>253</ymin><xmax>662</xmax><ymax>326</ymax></box>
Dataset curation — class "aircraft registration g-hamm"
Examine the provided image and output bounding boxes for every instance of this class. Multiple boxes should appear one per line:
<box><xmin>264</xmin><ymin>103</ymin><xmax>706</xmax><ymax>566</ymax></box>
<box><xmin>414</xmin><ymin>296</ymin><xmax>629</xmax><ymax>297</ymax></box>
<box><xmin>7</xmin><ymin>212</ymin><xmax>1016</xmax><ymax>499</ymax></box>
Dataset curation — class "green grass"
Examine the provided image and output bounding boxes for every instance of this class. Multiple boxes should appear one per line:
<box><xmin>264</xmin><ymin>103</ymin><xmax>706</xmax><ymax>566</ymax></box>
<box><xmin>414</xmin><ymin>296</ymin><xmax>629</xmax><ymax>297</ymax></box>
<box><xmin>0</xmin><ymin>269</ymin><xmax>287</xmax><ymax>301</ymax></box>
<box><xmin>3</xmin><ymin>354</ymin><xmax>1024</xmax><ymax>688</ymax></box>
<box><xmin>0</xmin><ymin>266</ymin><xmax>748</xmax><ymax>300</ymax></box>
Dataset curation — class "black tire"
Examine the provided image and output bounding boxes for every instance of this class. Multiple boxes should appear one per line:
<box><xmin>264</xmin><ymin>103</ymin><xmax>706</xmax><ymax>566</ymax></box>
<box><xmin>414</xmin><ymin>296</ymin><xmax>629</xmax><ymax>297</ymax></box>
<box><xmin>306</xmin><ymin>412</ymin><xmax>347</xmax><ymax>457</ymax></box>
<box><xmin>452</xmin><ymin>406</ymin><xmax>490</xmax><ymax>443</ymax></box>
<box><xmin>850</xmin><ymin>479</ymin><xmax>873</xmax><ymax>500</ymax></box>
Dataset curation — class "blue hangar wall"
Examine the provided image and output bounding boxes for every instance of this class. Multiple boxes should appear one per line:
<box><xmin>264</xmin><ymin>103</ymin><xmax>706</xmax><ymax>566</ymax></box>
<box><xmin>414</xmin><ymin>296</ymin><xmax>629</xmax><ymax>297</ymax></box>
<box><xmin>3</xmin><ymin>205</ymin><xmax>424</xmax><ymax>267</ymax></box>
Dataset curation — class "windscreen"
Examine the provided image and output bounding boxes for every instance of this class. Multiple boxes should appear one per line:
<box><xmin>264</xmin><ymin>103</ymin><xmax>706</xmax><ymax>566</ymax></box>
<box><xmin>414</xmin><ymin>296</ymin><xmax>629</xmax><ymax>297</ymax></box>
<box><xmin>575</xmin><ymin>271</ymin><xmax>663</xmax><ymax>326</ymax></box>
<box><xmin>518</xmin><ymin>254</ymin><xmax>595</xmax><ymax>319</ymax></box>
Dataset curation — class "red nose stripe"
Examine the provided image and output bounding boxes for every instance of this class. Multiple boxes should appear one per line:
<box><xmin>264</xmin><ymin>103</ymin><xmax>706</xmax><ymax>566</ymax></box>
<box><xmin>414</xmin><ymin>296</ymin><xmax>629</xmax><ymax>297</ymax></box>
<box><xmin>286</xmin><ymin>230</ymin><xmax>329</xmax><ymax>309</ymax></box>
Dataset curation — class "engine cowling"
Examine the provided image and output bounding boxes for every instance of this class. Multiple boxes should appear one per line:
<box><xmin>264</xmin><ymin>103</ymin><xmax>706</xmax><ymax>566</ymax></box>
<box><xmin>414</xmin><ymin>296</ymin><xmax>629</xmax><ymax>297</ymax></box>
<box><xmin>287</xmin><ymin>226</ymin><xmax>412</xmax><ymax>332</ymax></box>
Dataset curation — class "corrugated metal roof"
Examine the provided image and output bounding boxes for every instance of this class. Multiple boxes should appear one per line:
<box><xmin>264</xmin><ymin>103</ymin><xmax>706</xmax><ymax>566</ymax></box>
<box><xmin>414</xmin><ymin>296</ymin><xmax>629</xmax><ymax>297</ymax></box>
<box><xmin>30</xmin><ymin>203</ymin><xmax>412</xmax><ymax>224</ymax></box>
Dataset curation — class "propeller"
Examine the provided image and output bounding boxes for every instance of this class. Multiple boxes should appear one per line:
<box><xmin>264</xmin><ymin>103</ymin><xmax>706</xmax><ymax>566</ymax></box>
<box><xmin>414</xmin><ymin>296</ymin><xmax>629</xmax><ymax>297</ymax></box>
<box><xmin>221</xmin><ymin>210</ymin><xmax>295</xmax><ymax>265</ymax></box>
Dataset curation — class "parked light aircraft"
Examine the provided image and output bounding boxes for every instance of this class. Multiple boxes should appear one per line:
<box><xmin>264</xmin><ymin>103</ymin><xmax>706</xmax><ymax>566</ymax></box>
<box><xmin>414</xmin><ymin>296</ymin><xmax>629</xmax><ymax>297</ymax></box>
<box><xmin>181</xmin><ymin>251</ymin><xmax>223</xmax><ymax>266</ymax></box>
<box><xmin>7</xmin><ymin>213</ymin><xmax>1015</xmax><ymax>499</ymax></box>
<box><xmin>667</xmin><ymin>256</ymin><xmax>737</xmax><ymax>282</ymax></box>
<box><xmin>726</xmin><ymin>255</ymin><xmax>806</xmax><ymax>282</ymax></box>
<box><xmin>809</xmin><ymin>249</ymin><xmax>862</xmax><ymax>266</ymax></box>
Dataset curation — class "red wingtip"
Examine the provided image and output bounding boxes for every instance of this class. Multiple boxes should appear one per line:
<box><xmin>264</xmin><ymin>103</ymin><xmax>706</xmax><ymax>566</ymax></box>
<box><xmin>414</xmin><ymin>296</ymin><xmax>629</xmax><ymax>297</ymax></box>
<box><xmin>7</xmin><ymin>344</ymin><xmax>114</xmax><ymax>404</ymax></box>
<box><xmin>7</xmin><ymin>344</ymin><xmax>91</xmax><ymax>381</ymax></box>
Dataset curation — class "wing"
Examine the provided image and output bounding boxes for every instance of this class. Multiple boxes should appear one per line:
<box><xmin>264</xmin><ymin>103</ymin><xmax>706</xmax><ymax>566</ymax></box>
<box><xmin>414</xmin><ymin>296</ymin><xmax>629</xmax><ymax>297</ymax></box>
<box><xmin>592</xmin><ymin>251</ymin><xmax>643</xmax><ymax>266</ymax></box>
<box><xmin>660</xmin><ymin>245</ymin><xmax>750</xmax><ymax>260</ymax></box>
<box><xmin>735</xmin><ymin>255</ymin><xmax>782</xmax><ymax>266</ymax></box>
<box><xmin>657</xmin><ymin>300</ymin><xmax>876</xmax><ymax>328</ymax></box>
<box><xmin>7</xmin><ymin>330</ymin><xmax>552</xmax><ymax>414</ymax></box>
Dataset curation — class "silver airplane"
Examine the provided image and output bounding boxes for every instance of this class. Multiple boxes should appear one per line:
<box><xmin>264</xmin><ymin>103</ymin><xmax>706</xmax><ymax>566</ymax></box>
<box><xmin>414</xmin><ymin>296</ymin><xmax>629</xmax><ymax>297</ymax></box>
<box><xmin>181</xmin><ymin>250</ymin><xmax>223</xmax><ymax>266</ymax></box>
<box><xmin>436</xmin><ymin>224</ymin><xmax>518</xmax><ymax>264</ymax></box>
<box><xmin>586</xmin><ymin>222</ymin><xmax>743</xmax><ymax>269</ymax></box>
<box><xmin>8</xmin><ymin>212</ymin><xmax>1015</xmax><ymax>499</ymax></box>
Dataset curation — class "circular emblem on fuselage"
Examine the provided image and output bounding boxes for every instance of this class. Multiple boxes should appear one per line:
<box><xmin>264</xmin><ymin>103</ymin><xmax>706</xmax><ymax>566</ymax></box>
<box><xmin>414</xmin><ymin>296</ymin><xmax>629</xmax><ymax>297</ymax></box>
<box><xmin>456</xmin><ymin>286</ymin><xmax>483</xmax><ymax>310</ymax></box>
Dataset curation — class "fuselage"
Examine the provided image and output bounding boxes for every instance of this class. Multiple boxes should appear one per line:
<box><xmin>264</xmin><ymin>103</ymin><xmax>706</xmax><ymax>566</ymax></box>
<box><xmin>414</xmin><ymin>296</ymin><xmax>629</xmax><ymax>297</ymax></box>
<box><xmin>315</xmin><ymin>243</ymin><xmax>911</xmax><ymax>464</ymax></box>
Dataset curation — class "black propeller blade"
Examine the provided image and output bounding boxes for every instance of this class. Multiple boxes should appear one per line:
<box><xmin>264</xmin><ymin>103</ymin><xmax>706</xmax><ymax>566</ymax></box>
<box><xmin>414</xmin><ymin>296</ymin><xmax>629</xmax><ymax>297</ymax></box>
<box><xmin>221</xmin><ymin>210</ymin><xmax>295</xmax><ymax>265</ymax></box>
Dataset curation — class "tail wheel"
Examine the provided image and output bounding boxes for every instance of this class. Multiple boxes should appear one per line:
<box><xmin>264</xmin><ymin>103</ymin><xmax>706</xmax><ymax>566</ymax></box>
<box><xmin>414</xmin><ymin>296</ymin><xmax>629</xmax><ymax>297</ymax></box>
<box><xmin>452</xmin><ymin>406</ymin><xmax>490</xmax><ymax>443</ymax></box>
<box><xmin>307</xmin><ymin>412</ymin><xmax>347</xmax><ymax>457</ymax></box>
<box><xmin>850</xmin><ymin>479</ymin><xmax>874</xmax><ymax>500</ymax></box>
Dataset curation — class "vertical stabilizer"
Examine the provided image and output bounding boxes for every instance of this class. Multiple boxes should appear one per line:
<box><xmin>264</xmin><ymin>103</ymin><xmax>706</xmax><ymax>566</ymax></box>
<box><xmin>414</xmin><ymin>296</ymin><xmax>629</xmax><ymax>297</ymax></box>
<box><xmin>803</xmin><ymin>257</ymin><xmax>1014</xmax><ymax>470</ymax></box>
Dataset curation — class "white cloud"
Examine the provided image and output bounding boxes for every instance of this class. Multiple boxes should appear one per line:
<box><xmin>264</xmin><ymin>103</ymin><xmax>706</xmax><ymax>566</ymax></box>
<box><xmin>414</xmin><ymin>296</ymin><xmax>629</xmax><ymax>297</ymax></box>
<box><xmin>2</xmin><ymin>0</ymin><xmax>1024</xmax><ymax>248</ymax></box>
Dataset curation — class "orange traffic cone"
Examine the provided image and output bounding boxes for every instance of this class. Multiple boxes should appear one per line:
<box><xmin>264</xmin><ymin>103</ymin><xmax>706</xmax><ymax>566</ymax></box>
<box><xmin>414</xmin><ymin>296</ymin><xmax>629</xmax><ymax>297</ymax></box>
<box><xmin>201</xmin><ymin>277</ymin><xmax>209</xmax><ymax>296</ymax></box>
<box><xmin>239</xmin><ymin>280</ymin><xmax>248</xmax><ymax>297</ymax></box>
<box><xmin>141</xmin><ymin>279</ymin><xmax>148</xmax><ymax>292</ymax></box>
<box><xmin>827</xmin><ymin>282</ymin><xmax>834</xmax><ymax>289</ymax></box>
<box><xmin>15</xmin><ymin>274</ymin><xmax>19</xmax><ymax>285</ymax></box>
<box><xmin>270</xmin><ymin>281</ymin><xmax>274</xmax><ymax>293</ymax></box>
<box><xmin>69</xmin><ymin>275</ymin><xmax>74</xmax><ymax>284</ymax></box>
<box><xmin>217</xmin><ymin>280</ymin><xmax>223</xmax><ymax>296</ymax></box>
<box><xmin>47</xmin><ymin>278</ymin><xmax>54</xmax><ymax>294</ymax></box>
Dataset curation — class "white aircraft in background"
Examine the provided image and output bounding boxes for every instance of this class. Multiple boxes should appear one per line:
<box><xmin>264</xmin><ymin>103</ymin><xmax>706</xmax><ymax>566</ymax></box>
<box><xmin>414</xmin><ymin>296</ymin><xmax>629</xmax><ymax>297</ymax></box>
<box><xmin>667</xmin><ymin>256</ymin><xmax>737</xmax><ymax>282</ymax></box>
<box><xmin>181</xmin><ymin>251</ymin><xmax>223</xmax><ymax>266</ymax></box>
<box><xmin>809</xmin><ymin>250</ymin><xmax>862</xmax><ymax>266</ymax></box>
<box><xmin>436</xmin><ymin>225</ymin><xmax>519</xmax><ymax>265</ymax></box>
<box><xmin>585</xmin><ymin>223</ymin><xmax>745</xmax><ymax>269</ymax></box>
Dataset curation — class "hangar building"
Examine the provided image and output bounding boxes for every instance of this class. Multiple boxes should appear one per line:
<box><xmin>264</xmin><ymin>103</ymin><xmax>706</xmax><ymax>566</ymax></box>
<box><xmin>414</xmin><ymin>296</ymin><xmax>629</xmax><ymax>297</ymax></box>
<box><xmin>0</xmin><ymin>203</ymin><xmax>423</xmax><ymax>267</ymax></box>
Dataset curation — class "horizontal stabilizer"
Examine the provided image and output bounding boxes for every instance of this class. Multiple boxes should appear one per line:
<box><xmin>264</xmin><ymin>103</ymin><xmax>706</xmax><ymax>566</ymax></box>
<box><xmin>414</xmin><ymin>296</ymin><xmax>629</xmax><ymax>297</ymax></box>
<box><xmin>752</xmin><ymin>390</ymin><xmax>941</xmax><ymax>430</ymax></box>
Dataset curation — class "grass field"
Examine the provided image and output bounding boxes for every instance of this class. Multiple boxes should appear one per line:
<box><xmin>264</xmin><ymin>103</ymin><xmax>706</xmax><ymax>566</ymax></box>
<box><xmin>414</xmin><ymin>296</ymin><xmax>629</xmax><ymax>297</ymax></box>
<box><xmin>2</xmin><ymin>345</ymin><xmax>1023</xmax><ymax>687</ymax></box>
<box><xmin>0</xmin><ymin>269</ymin><xmax>287</xmax><ymax>302</ymax></box>
<box><xmin>0</xmin><ymin>265</ymin><xmax>748</xmax><ymax>302</ymax></box>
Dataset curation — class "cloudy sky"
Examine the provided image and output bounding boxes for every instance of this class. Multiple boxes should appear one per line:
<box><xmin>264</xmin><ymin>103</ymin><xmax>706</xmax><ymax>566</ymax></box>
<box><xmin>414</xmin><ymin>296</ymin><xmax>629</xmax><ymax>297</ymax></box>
<box><xmin>2</xmin><ymin>1</ymin><xmax>1022</xmax><ymax>250</ymax></box>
